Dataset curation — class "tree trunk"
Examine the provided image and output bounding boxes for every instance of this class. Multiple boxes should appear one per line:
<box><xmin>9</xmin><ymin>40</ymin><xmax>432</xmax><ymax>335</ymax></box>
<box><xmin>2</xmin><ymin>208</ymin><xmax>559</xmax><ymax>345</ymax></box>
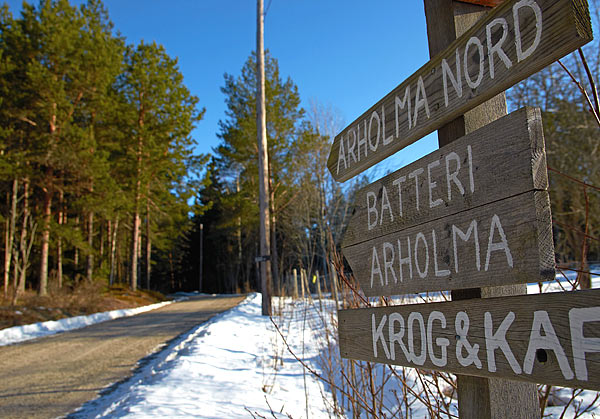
<box><xmin>4</xmin><ymin>179</ymin><xmax>17</xmax><ymax>297</ymax></box>
<box><xmin>86</xmin><ymin>210</ymin><xmax>94</xmax><ymax>282</ymax></box>
<box><xmin>99</xmin><ymin>221</ymin><xmax>104</xmax><ymax>271</ymax></box>
<box><xmin>130</xmin><ymin>211</ymin><xmax>140</xmax><ymax>291</ymax></box>
<box><xmin>198</xmin><ymin>223</ymin><xmax>203</xmax><ymax>292</ymax></box>
<box><xmin>576</xmin><ymin>204</ymin><xmax>591</xmax><ymax>288</ymax></box>
<box><xmin>4</xmin><ymin>206</ymin><xmax>8</xmax><ymax>296</ymax></box>
<box><xmin>130</xmin><ymin>91</ymin><xmax>145</xmax><ymax>292</ymax></box>
<box><xmin>318</xmin><ymin>174</ymin><xmax>329</xmax><ymax>284</ymax></box>
<box><xmin>169</xmin><ymin>251</ymin><xmax>175</xmax><ymax>291</ymax></box>
<box><xmin>109</xmin><ymin>217</ymin><xmax>119</xmax><ymax>286</ymax></box>
<box><xmin>270</xmin><ymin>210</ymin><xmax>280</xmax><ymax>296</ymax></box>
<box><xmin>17</xmin><ymin>179</ymin><xmax>29</xmax><ymax>294</ymax></box>
<box><xmin>57</xmin><ymin>188</ymin><xmax>64</xmax><ymax>288</ymax></box>
<box><xmin>137</xmin><ymin>223</ymin><xmax>142</xmax><ymax>284</ymax></box>
<box><xmin>74</xmin><ymin>215</ymin><xmax>79</xmax><ymax>268</ymax></box>
<box><xmin>107</xmin><ymin>220</ymin><xmax>111</xmax><ymax>284</ymax></box>
<box><xmin>12</xmin><ymin>179</ymin><xmax>35</xmax><ymax>305</ymax></box>
<box><xmin>85</xmin><ymin>180</ymin><xmax>95</xmax><ymax>283</ymax></box>
<box><xmin>236</xmin><ymin>176</ymin><xmax>242</xmax><ymax>288</ymax></box>
<box><xmin>39</xmin><ymin>189</ymin><xmax>52</xmax><ymax>296</ymax></box>
<box><xmin>268</xmin><ymin>169</ymin><xmax>280</xmax><ymax>296</ymax></box>
<box><xmin>40</xmin><ymin>102</ymin><xmax>58</xmax><ymax>294</ymax></box>
<box><xmin>145</xmin><ymin>198</ymin><xmax>151</xmax><ymax>290</ymax></box>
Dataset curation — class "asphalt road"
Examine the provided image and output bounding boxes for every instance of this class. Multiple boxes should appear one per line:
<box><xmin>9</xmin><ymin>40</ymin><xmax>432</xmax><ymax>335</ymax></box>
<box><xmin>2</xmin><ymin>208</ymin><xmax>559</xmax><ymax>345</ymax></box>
<box><xmin>0</xmin><ymin>294</ymin><xmax>245</xmax><ymax>419</ymax></box>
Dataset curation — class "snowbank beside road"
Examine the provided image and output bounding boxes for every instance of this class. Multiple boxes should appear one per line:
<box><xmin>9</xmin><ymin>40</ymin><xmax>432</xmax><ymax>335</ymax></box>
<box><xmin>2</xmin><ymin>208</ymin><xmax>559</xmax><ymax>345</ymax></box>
<box><xmin>74</xmin><ymin>293</ymin><xmax>332</xmax><ymax>418</ymax></box>
<box><xmin>67</xmin><ymin>290</ymin><xmax>600</xmax><ymax>418</ymax></box>
<box><xmin>0</xmin><ymin>300</ymin><xmax>173</xmax><ymax>346</ymax></box>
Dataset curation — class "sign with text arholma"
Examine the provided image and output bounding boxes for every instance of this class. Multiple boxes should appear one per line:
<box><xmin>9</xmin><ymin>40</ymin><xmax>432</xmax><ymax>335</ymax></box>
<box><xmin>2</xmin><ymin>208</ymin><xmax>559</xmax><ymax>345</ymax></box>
<box><xmin>327</xmin><ymin>0</ymin><xmax>593</xmax><ymax>182</ymax></box>
<box><xmin>338</xmin><ymin>288</ymin><xmax>600</xmax><ymax>391</ymax></box>
<box><xmin>342</xmin><ymin>107</ymin><xmax>554</xmax><ymax>296</ymax></box>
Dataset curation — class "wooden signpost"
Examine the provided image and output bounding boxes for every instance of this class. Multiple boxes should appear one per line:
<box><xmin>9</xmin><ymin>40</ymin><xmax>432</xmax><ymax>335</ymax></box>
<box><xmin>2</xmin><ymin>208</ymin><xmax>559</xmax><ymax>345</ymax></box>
<box><xmin>342</xmin><ymin>107</ymin><xmax>555</xmax><ymax>295</ymax></box>
<box><xmin>327</xmin><ymin>0</ymin><xmax>593</xmax><ymax>183</ymax></box>
<box><xmin>330</xmin><ymin>0</ymin><xmax>596</xmax><ymax>417</ymax></box>
<box><xmin>338</xmin><ymin>288</ymin><xmax>600</xmax><ymax>391</ymax></box>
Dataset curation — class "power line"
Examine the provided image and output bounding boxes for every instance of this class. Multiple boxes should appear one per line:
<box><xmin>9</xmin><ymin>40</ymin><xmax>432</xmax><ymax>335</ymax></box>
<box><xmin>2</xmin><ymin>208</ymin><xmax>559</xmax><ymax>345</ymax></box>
<box><xmin>264</xmin><ymin>0</ymin><xmax>273</xmax><ymax>18</ymax></box>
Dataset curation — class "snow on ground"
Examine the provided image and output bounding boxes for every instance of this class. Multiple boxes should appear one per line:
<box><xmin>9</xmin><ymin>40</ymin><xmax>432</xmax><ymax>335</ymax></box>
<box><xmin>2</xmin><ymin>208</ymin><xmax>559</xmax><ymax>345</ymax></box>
<box><xmin>527</xmin><ymin>265</ymin><xmax>600</xmax><ymax>294</ymax></box>
<box><xmin>71</xmin><ymin>269</ymin><xmax>600</xmax><ymax>418</ymax></box>
<box><xmin>5</xmin><ymin>267</ymin><xmax>600</xmax><ymax>417</ymax></box>
<box><xmin>0</xmin><ymin>300</ymin><xmax>174</xmax><ymax>346</ymax></box>
<box><xmin>73</xmin><ymin>293</ymin><xmax>334</xmax><ymax>418</ymax></box>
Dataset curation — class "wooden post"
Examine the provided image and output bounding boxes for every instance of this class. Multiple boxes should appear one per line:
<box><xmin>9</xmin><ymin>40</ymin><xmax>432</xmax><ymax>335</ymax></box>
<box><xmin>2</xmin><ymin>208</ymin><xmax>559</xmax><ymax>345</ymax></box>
<box><xmin>300</xmin><ymin>268</ymin><xmax>306</xmax><ymax>299</ymax></box>
<box><xmin>292</xmin><ymin>268</ymin><xmax>298</xmax><ymax>299</ymax></box>
<box><xmin>330</xmin><ymin>262</ymin><xmax>339</xmax><ymax>309</ymax></box>
<box><xmin>316</xmin><ymin>270</ymin><xmax>322</xmax><ymax>299</ymax></box>
<box><xmin>304</xmin><ymin>269</ymin><xmax>311</xmax><ymax>298</ymax></box>
<box><xmin>274</xmin><ymin>267</ymin><xmax>280</xmax><ymax>297</ymax></box>
<box><xmin>423</xmin><ymin>1</ymin><xmax>539</xmax><ymax>417</ymax></box>
<box><xmin>256</xmin><ymin>0</ymin><xmax>271</xmax><ymax>315</ymax></box>
<box><xmin>316</xmin><ymin>270</ymin><xmax>323</xmax><ymax>311</ymax></box>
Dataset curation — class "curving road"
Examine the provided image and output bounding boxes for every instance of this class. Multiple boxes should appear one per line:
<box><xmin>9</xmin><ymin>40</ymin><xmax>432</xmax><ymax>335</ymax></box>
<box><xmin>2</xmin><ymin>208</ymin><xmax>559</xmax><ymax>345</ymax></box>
<box><xmin>0</xmin><ymin>295</ymin><xmax>244</xmax><ymax>419</ymax></box>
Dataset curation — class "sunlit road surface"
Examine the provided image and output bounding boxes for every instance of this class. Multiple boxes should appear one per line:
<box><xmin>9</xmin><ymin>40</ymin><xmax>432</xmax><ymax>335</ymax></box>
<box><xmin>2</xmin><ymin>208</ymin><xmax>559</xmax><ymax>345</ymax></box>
<box><xmin>0</xmin><ymin>295</ymin><xmax>245</xmax><ymax>419</ymax></box>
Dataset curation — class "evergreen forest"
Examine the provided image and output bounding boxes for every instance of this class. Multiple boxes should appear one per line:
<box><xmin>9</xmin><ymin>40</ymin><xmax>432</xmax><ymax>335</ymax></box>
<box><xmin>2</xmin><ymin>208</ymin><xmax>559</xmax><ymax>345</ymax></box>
<box><xmin>0</xmin><ymin>0</ymin><xmax>598</xmax><ymax>304</ymax></box>
<box><xmin>0</xmin><ymin>0</ymin><xmax>366</xmax><ymax>300</ymax></box>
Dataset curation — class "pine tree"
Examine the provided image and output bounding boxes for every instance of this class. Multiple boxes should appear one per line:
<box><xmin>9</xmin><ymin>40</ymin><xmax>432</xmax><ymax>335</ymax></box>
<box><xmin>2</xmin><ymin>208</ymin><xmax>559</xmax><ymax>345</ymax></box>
<box><xmin>118</xmin><ymin>40</ymin><xmax>203</xmax><ymax>290</ymax></box>
<box><xmin>215</xmin><ymin>51</ymin><xmax>305</xmax><ymax>290</ymax></box>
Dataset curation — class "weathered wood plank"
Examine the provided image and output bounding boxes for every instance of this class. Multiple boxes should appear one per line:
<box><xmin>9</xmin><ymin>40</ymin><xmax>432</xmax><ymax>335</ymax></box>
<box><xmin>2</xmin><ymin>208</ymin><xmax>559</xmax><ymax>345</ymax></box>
<box><xmin>327</xmin><ymin>0</ymin><xmax>592</xmax><ymax>182</ymax></box>
<box><xmin>427</xmin><ymin>2</ymin><xmax>539</xmax><ymax>417</ymax></box>
<box><xmin>457</xmin><ymin>0</ymin><xmax>505</xmax><ymax>7</ymax></box>
<box><xmin>338</xmin><ymin>288</ymin><xmax>600</xmax><ymax>391</ymax></box>
<box><xmin>342</xmin><ymin>106</ymin><xmax>547</xmax><ymax>249</ymax></box>
<box><xmin>343</xmin><ymin>190</ymin><xmax>554</xmax><ymax>295</ymax></box>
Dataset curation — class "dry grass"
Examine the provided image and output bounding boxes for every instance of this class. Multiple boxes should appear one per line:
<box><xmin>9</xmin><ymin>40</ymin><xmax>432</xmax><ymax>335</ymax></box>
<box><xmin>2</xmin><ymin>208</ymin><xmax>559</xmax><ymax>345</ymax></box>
<box><xmin>0</xmin><ymin>282</ymin><xmax>167</xmax><ymax>330</ymax></box>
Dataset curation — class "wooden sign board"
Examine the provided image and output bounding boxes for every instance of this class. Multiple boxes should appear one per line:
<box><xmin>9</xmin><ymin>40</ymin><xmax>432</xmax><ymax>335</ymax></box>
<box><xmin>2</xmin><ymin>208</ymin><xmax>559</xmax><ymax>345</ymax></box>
<box><xmin>327</xmin><ymin>0</ymin><xmax>592</xmax><ymax>182</ymax></box>
<box><xmin>342</xmin><ymin>107</ymin><xmax>554</xmax><ymax>296</ymax></box>
<box><xmin>458</xmin><ymin>0</ymin><xmax>505</xmax><ymax>7</ymax></box>
<box><xmin>338</xmin><ymin>288</ymin><xmax>600</xmax><ymax>391</ymax></box>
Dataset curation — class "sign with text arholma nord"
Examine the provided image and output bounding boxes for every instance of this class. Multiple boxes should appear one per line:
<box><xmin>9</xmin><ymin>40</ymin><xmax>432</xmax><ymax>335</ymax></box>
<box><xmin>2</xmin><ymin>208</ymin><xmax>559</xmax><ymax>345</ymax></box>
<box><xmin>338</xmin><ymin>288</ymin><xmax>600</xmax><ymax>391</ymax></box>
<box><xmin>327</xmin><ymin>0</ymin><xmax>593</xmax><ymax>182</ymax></box>
<box><xmin>342</xmin><ymin>107</ymin><xmax>554</xmax><ymax>296</ymax></box>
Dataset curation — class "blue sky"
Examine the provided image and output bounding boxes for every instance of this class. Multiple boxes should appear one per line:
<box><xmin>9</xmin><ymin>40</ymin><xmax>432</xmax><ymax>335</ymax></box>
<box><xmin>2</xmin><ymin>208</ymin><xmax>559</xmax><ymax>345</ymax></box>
<box><xmin>5</xmin><ymin>0</ymin><xmax>440</xmax><ymax>178</ymax></box>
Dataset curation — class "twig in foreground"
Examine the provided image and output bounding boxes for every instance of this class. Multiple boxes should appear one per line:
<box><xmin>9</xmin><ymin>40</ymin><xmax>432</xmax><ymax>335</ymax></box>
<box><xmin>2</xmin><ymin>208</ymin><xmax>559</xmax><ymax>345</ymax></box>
<box><xmin>269</xmin><ymin>316</ymin><xmax>377</xmax><ymax>416</ymax></box>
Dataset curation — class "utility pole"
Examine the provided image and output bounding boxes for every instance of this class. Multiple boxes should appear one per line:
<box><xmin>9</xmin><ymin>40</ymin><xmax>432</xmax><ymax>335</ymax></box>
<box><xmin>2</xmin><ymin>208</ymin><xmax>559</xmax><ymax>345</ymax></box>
<box><xmin>199</xmin><ymin>223</ymin><xmax>203</xmax><ymax>292</ymax></box>
<box><xmin>256</xmin><ymin>0</ymin><xmax>272</xmax><ymax>316</ymax></box>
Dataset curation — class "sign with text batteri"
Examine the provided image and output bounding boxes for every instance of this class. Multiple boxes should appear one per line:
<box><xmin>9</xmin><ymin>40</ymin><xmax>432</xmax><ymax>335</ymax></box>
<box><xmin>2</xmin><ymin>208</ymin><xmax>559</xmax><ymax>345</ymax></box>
<box><xmin>327</xmin><ymin>0</ymin><xmax>592</xmax><ymax>182</ymax></box>
<box><xmin>342</xmin><ymin>107</ymin><xmax>554</xmax><ymax>296</ymax></box>
<box><xmin>338</xmin><ymin>288</ymin><xmax>600</xmax><ymax>391</ymax></box>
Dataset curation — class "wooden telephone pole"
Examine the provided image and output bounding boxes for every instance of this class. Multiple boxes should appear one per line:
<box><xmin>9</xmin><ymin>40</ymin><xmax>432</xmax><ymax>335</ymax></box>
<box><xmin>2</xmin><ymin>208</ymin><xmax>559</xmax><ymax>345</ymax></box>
<box><xmin>257</xmin><ymin>0</ymin><xmax>272</xmax><ymax>316</ymax></box>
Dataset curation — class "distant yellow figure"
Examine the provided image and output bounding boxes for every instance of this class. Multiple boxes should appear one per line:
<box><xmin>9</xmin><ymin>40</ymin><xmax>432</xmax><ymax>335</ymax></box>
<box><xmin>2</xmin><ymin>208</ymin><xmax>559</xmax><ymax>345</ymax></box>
<box><xmin>312</xmin><ymin>275</ymin><xmax>316</xmax><ymax>284</ymax></box>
